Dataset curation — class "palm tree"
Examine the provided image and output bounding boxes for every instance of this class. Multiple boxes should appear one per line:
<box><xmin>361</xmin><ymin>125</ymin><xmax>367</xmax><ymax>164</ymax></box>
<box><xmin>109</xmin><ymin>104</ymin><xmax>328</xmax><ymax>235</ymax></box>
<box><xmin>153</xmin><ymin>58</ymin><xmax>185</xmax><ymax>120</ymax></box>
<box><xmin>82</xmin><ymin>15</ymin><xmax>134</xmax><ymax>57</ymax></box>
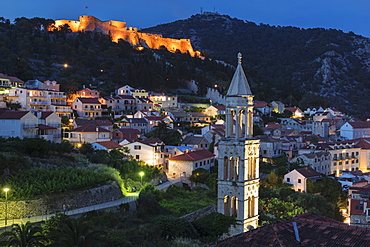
<box><xmin>48</xmin><ymin>218</ymin><xmax>100</xmax><ymax>247</ymax></box>
<box><xmin>0</xmin><ymin>221</ymin><xmax>45</xmax><ymax>247</ymax></box>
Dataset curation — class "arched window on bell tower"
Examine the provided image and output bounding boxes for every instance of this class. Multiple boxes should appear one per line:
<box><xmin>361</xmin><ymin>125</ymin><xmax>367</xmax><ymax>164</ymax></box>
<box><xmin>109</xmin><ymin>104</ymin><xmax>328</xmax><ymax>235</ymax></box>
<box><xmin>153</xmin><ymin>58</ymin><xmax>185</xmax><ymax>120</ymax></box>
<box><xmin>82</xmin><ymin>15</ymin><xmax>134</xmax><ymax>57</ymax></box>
<box><xmin>224</xmin><ymin>195</ymin><xmax>230</xmax><ymax>216</ymax></box>
<box><xmin>231</xmin><ymin>196</ymin><xmax>238</xmax><ymax>217</ymax></box>
<box><xmin>223</xmin><ymin>156</ymin><xmax>229</xmax><ymax>180</ymax></box>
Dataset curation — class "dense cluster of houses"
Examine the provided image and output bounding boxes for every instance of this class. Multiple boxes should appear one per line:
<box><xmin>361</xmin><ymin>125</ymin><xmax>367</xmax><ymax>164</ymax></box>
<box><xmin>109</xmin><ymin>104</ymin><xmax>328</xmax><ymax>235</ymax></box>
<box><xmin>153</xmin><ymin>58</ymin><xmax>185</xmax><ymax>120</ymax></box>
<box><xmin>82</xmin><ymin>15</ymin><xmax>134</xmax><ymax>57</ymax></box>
<box><xmin>3</xmin><ymin>72</ymin><xmax>370</xmax><ymax>227</ymax></box>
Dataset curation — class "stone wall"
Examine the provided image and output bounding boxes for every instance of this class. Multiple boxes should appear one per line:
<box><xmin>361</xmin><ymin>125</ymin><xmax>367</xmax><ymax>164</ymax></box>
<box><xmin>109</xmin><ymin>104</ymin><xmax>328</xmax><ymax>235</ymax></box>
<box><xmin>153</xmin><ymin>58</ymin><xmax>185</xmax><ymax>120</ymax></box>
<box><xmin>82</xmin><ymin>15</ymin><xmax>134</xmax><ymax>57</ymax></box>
<box><xmin>206</xmin><ymin>88</ymin><xmax>226</xmax><ymax>105</ymax></box>
<box><xmin>181</xmin><ymin>204</ymin><xmax>217</xmax><ymax>222</ymax></box>
<box><xmin>0</xmin><ymin>184</ymin><xmax>123</xmax><ymax>219</ymax></box>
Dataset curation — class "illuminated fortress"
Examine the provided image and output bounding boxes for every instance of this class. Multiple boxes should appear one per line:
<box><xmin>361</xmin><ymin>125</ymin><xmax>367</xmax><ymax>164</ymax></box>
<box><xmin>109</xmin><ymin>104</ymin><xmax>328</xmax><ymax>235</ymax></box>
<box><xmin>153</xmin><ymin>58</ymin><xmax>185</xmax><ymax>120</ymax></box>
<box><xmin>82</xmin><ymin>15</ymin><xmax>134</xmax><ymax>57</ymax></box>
<box><xmin>52</xmin><ymin>15</ymin><xmax>198</xmax><ymax>56</ymax></box>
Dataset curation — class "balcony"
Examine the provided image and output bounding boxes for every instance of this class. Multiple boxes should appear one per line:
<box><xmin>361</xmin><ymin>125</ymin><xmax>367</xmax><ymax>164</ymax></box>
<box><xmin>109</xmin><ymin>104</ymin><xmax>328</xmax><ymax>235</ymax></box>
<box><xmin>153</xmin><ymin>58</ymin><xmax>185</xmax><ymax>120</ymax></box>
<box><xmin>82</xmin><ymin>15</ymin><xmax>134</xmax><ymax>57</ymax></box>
<box><xmin>23</xmin><ymin>124</ymin><xmax>38</xmax><ymax>129</ymax></box>
<box><xmin>30</xmin><ymin>101</ymin><xmax>49</xmax><ymax>105</ymax></box>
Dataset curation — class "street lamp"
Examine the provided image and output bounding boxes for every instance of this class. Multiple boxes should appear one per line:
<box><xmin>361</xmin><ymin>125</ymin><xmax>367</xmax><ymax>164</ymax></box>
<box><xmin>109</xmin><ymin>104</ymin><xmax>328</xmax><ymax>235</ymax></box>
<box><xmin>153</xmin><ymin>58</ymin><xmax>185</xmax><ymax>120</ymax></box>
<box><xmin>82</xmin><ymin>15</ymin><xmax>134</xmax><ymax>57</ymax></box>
<box><xmin>139</xmin><ymin>172</ymin><xmax>144</xmax><ymax>186</ymax></box>
<box><xmin>3</xmin><ymin>188</ymin><xmax>9</xmax><ymax>226</ymax></box>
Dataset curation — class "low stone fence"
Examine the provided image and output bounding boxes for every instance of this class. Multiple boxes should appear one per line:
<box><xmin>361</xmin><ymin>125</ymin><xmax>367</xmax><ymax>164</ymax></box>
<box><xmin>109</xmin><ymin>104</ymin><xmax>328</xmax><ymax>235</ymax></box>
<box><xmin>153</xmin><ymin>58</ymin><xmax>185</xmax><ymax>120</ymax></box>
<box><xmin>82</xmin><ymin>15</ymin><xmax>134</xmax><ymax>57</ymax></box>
<box><xmin>181</xmin><ymin>204</ymin><xmax>217</xmax><ymax>222</ymax></box>
<box><xmin>0</xmin><ymin>184</ymin><xmax>123</xmax><ymax>219</ymax></box>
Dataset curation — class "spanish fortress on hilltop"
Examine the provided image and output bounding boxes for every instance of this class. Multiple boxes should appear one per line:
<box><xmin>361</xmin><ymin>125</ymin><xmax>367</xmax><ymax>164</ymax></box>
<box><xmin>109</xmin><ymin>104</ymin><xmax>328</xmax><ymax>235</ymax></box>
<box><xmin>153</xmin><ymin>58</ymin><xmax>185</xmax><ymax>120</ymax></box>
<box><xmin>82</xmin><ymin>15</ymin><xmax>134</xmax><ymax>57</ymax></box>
<box><xmin>51</xmin><ymin>15</ymin><xmax>198</xmax><ymax>56</ymax></box>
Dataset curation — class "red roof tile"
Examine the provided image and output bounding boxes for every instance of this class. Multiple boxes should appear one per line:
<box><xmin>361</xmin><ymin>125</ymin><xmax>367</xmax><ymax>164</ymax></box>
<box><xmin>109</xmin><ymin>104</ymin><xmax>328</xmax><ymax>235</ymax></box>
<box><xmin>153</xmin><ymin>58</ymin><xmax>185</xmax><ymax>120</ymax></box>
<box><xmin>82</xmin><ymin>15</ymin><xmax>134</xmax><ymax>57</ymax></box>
<box><xmin>348</xmin><ymin>121</ymin><xmax>370</xmax><ymax>129</ymax></box>
<box><xmin>77</xmin><ymin>98</ymin><xmax>101</xmax><ymax>104</ymax></box>
<box><xmin>209</xmin><ymin>213</ymin><xmax>370</xmax><ymax>247</ymax></box>
<box><xmin>295</xmin><ymin>167</ymin><xmax>322</xmax><ymax>178</ymax></box>
<box><xmin>0</xmin><ymin>111</ymin><xmax>29</xmax><ymax>119</ymax></box>
<box><xmin>38</xmin><ymin>124</ymin><xmax>56</xmax><ymax>130</ymax></box>
<box><xmin>168</xmin><ymin>149</ymin><xmax>215</xmax><ymax>161</ymax></box>
<box><xmin>71</xmin><ymin>124</ymin><xmax>110</xmax><ymax>132</ymax></box>
<box><xmin>95</xmin><ymin>141</ymin><xmax>122</xmax><ymax>149</ymax></box>
<box><xmin>118</xmin><ymin>128</ymin><xmax>141</xmax><ymax>134</ymax></box>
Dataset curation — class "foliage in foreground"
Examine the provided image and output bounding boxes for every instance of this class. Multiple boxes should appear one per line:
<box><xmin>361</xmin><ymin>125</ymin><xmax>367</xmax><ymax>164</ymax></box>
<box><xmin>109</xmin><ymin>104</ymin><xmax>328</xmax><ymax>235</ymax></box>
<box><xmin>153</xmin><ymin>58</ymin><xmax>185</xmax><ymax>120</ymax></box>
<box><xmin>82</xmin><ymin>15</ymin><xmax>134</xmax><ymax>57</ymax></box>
<box><xmin>0</xmin><ymin>165</ymin><xmax>114</xmax><ymax>199</ymax></box>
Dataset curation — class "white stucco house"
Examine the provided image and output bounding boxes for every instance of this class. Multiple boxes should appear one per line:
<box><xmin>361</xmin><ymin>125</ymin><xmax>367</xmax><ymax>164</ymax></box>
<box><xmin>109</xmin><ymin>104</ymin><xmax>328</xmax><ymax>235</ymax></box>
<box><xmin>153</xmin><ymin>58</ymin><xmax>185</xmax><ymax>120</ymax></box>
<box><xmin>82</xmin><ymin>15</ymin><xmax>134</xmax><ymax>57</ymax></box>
<box><xmin>340</xmin><ymin>121</ymin><xmax>370</xmax><ymax>140</ymax></box>
<box><xmin>284</xmin><ymin>167</ymin><xmax>322</xmax><ymax>192</ymax></box>
<box><xmin>167</xmin><ymin>149</ymin><xmax>215</xmax><ymax>179</ymax></box>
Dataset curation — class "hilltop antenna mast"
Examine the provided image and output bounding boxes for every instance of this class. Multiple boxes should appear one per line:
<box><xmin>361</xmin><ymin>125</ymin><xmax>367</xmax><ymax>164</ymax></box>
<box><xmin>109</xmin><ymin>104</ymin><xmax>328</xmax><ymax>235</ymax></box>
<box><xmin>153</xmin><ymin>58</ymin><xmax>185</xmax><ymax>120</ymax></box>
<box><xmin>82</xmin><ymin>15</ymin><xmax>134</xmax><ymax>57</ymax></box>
<box><xmin>200</xmin><ymin>7</ymin><xmax>203</xmax><ymax>14</ymax></box>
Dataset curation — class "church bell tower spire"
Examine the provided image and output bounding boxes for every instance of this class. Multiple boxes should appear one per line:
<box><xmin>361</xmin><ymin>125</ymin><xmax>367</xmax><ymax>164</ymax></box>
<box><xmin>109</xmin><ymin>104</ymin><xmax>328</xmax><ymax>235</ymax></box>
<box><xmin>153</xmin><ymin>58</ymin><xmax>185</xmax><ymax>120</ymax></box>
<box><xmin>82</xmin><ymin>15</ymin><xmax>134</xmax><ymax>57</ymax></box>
<box><xmin>217</xmin><ymin>53</ymin><xmax>260</xmax><ymax>235</ymax></box>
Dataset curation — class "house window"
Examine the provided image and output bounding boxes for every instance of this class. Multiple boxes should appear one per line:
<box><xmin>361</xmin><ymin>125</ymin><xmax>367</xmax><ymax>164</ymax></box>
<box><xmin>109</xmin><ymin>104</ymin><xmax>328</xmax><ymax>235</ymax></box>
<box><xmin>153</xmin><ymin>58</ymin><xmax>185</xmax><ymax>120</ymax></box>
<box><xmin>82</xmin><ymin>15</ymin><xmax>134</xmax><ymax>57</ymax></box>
<box><xmin>195</xmin><ymin>162</ymin><xmax>198</xmax><ymax>167</ymax></box>
<box><xmin>135</xmin><ymin>155</ymin><xmax>140</xmax><ymax>159</ymax></box>
<box><xmin>298</xmin><ymin>189</ymin><xmax>301</xmax><ymax>192</ymax></box>
<box><xmin>298</xmin><ymin>179</ymin><xmax>301</xmax><ymax>183</ymax></box>
<box><xmin>134</xmin><ymin>145</ymin><xmax>141</xmax><ymax>150</ymax></box>
<box><xmin>355</xmin><ymin>206</ymin><xmax>364</xmax><ymax>210</ymax></box>
<box><xmin>286</xmin><ymin>178</ymin><xmax>290</xmax><ymax>182</ymax></box>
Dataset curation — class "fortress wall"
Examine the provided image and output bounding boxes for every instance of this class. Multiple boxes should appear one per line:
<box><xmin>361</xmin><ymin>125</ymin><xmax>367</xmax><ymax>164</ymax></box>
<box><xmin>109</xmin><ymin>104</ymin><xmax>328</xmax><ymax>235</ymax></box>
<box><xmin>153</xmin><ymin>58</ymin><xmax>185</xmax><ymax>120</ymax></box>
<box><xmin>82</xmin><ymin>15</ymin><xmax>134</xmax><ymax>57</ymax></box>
<box><xmin>54</xmin><ymin>20</ymin><xmax>80</xmax><ymax>32</ymax></box>
<box><xmin>52</xmin><ymin>15</ymin><xmax>197</xmax><ymax>56</ymax></box>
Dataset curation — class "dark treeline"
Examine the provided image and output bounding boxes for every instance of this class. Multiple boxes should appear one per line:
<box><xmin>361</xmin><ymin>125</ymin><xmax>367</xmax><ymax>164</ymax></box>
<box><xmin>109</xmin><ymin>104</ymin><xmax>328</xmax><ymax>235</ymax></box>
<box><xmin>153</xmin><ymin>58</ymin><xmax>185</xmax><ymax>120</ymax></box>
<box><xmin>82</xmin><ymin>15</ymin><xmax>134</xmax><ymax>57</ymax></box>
<box><xmin>0</xmin><ymin>16</ymin><xmax>234</xmax><ymax>98</ymax></box>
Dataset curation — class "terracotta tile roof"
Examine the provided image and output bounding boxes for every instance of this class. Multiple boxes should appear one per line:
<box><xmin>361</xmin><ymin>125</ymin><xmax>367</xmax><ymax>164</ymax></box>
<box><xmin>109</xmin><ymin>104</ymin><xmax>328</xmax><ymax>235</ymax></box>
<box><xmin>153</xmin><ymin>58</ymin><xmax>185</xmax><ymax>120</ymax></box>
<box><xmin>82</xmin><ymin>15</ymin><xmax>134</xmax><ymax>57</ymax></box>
<box><xmin>285</xmin><ymin>107</ymin><xmax>301</xmax><ymax>112</ymax></box>
<box><xmin>126</xmin><ymin>118</ymin><xmax>148</xmax><ymax>124</ymax></box>
<box><xmin>0</xmin><ymin>73</ymin><xmax>24</xmax><ymax>83</ymax></box>
<box><xmin>117</xmin><ymin>128</ymin><xmax>141</xmax><ymax>134</ymax></box>
<box><xmin>168</xmin><ymin>149</ymin><xmax>215</xmax><ymax>161</ymax></box>
<box><xmin>0</xmin><ymin>111</ymin><xmax>29</xmax><ymax>119</ymax></box>
<box><xmin>348</xmin><ymin>121</ymin><xmax>370</xmax><ymax>129</ymax></box>
<box><xmin>209</xmin><ymin>213</ymin><xmax>370</xmax><ymax>247</ymax></box>
<box><xmin>75</xmin><ymin>119</ymin><xmax>112</xmax><ymax>127</ymax></box>
<box><xmin>39</xmin><ymin>111</ymin><xmax>53</xmax><ymax>119</ymax></box>
<box><xmin>94</xmin><ymin>119</ymin><xmax>112</xmax><ymax>126</ymax></box>
<box><xmin>71</xmin><ymin>124</ymin><xmax>110</xmax><ymax>132</ymax></box>
<box><xmin>254</xmin><ymin>100</ymin><xmax>269</xmax><ymax>108</ymax></box>
<box><xmin>139</xmin><ymin>137</ymin><xmax>164</xmax><ymax>145</ymax></box>
<box><xmin>145</xmin><ymin>116</ymin><xmax>166</xmax><ymax>121</ymax></box>
<box><xmin>77</xmin><ymin>97</ymin><xmax>101</xmax><ymax>104</ymax></box>
<box><xmin>296</xmin><ymin>167</ymin><xmax>322</xmax><ymax>178</ymax></box>
<box><xmin>38</xmin><ymin>124</ymin><xmax>56</xmax><ymax>130</ymax></box>
<box><xmin>266</xmin><ymin>123</ymin><xmax>282</xmax><ymax>129</ymax></box>
<box><xmin>213</xmin><ymin>105</ymin><xmax>226</xmax><ymax>110</ymax></box>
<box><xmin>182</xmin><ymin>135</ymin><xmax>208</xmax><ymax>145</ymax></box>
<box><xmin>95</xmin><ymin>141</ymin><xmax>122</xmax><ymax>149</ymax></box>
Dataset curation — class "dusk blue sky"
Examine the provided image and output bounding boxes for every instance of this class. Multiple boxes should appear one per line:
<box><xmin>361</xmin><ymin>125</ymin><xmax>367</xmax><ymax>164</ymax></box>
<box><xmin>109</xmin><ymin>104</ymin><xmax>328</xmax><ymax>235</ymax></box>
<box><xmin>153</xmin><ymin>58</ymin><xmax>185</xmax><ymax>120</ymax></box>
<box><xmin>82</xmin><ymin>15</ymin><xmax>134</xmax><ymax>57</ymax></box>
<box><xmin>3</xmin><ymin>0</ymin><xmax>370</xmax><ymax>38</ymax></box>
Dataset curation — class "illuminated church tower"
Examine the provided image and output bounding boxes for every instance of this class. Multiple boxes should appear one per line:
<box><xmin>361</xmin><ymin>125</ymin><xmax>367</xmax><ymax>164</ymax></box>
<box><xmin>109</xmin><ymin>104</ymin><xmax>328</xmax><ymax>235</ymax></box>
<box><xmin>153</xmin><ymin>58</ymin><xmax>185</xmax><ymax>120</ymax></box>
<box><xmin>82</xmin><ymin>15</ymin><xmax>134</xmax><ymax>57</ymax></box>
<box><xmin>217</xmin><ymin>53</ymin><xmax>260</xmax><ymax>235</ymax></box>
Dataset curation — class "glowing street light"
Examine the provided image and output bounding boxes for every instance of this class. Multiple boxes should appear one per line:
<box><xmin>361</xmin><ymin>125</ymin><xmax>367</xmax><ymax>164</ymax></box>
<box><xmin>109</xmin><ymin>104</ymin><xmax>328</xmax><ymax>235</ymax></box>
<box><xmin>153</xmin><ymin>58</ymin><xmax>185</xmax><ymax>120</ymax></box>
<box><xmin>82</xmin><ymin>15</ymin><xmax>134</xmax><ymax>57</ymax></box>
<box><xmin>63</xmin><ymin>63</ymin><xmax>68</xmax><ymax>68</ymax></box>
<box><xmin>3</xmin><ymin>188</ymin><xmax>9</xmax><ymax>226</ymax></box>
<box><xmin>139</xmin><ymin>172</ymin><xmax>145</xmax><ymax>186</ymax></box>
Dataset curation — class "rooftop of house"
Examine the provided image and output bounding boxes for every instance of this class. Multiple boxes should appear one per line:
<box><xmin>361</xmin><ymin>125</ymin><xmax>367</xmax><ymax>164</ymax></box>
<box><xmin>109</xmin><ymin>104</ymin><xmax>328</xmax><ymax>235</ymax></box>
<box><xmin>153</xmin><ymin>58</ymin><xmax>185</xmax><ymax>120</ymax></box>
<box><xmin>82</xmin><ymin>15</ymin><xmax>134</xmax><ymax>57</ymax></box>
<box><xmin>0</xmin><ymin>110</ymin><xmax>30</xmax><ymax>119</ymax></box>
<box><xmin>167</xmin><ymin>149</ymin><xmax>215</xmax><ymax>161</ymax></box>
<box><xmin>116</xmin><ymin>128</ymin><xmax>141</xmax><ymax>134</ymax></box>
<box><xmin>71</xmin><ymin>124</ymin><xmax>110</xmax><ymax>133</ymax></box>
<box><xmin>138</xmin><ymin>137</ymin><xmax>164</xmax><ymax>146</ymax></box>
<box><xmin>76</xmin><ymin>97</ymin><xmax>101</xmax><ymax>104</ymax></box>
<box><xmin>94</xmin><ymin>141</ymin><xmax>122</xmax><ymax>149</ymax></box>
<box><xmin>295</xmin><ymin>167</ymin><xmax>322</xmax><ymax>178</ymax></box>
<box><xmin>182</xmin><ymin>135</ymin><xmax>208</xmax><ymax>145</ymax></box>
<box><xmin>347</xmin><ymin>121</ymin><xmax>370</xmax><ymax>129</ymax></box>
<box><xmin>125</xmin><ymin>118</ymin><xmax>148</xmax><ymax>124</ymax></box>
<box><xmin>213</xmin><ymin>105</ymin><xmax>226</xmax><ymax>110</ymax></box>
<box><xmin>38</xmin><ymin>124</ymin><xmax>56</xmax><ymax>130</ymax></box>
<box><xmin>0</xmin><ymin>73</ymin><xmax>24</xmax><ymax>83</ymax></box>
<box><xmin>75</xmin><ymin>119</ymin><xmax>112</xmax><ymax>127</ymax></box>
<box><xmin>209</xmin><ymin>212</ymin><xmax>370</xmax><ymax>247</ymax></box>
<box><xmin>102</xmin><ymin>95</ymin><xmax>135</xmax><ymax>100</ymax></box>
<box><xmin>254</xmin><ymin>100</ymin><xmax>269</xmax><ymax>108</ymax></box>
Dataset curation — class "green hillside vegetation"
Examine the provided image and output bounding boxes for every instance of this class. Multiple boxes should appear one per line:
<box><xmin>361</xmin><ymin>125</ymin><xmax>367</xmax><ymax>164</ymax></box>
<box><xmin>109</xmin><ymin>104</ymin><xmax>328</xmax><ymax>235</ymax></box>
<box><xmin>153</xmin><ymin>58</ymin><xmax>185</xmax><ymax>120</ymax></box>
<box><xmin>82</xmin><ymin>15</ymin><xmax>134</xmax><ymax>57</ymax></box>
<box><xmin>144</xmin><ymin>13</ymin><xmax>370</xmax><ymax>118</ymax></box>
<box><xmin>0</xmin><ymin>138</ymin><xmax>162</xmax><ymax>199</ymax></box>
<box><xmin>0</xmin><ymin>17</ymin><xmax>233</xmax><ymax>98</ymax></box>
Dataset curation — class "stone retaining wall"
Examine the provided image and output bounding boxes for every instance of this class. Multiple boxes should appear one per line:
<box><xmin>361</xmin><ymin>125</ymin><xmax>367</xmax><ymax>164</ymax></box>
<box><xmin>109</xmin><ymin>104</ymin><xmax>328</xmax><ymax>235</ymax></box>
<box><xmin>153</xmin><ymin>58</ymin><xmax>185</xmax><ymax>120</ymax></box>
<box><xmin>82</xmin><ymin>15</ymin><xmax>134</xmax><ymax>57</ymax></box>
<box><xmin>0</xmin><ymin>184</ymin><xmax>123</xmax><ymax>219</ymax></box>
<box><xmin>181</xmin><ymin>204</ymin><xmax>217</xmax><ymax>222</ymax></box>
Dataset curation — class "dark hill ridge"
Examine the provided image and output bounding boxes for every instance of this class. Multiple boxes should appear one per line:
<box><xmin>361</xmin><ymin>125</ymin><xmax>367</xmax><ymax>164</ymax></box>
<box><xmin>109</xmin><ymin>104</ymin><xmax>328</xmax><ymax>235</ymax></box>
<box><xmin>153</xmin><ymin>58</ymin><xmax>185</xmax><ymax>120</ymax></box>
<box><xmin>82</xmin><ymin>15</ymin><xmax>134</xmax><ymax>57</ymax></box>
<box><xmin>143</xmin><ymin>13</ymin><xmax>370</xmax><ymax>118</ymax></box>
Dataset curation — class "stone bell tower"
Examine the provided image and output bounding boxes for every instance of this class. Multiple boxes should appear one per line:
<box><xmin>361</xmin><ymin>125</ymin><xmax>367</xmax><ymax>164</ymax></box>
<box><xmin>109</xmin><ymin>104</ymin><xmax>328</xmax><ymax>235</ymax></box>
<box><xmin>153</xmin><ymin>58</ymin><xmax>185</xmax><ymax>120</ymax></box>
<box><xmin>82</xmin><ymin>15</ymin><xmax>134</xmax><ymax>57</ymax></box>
<box><xmin>217</xmin><ymin>53</ymin><xmax>260</xmax><ymax>235</ymax></box>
